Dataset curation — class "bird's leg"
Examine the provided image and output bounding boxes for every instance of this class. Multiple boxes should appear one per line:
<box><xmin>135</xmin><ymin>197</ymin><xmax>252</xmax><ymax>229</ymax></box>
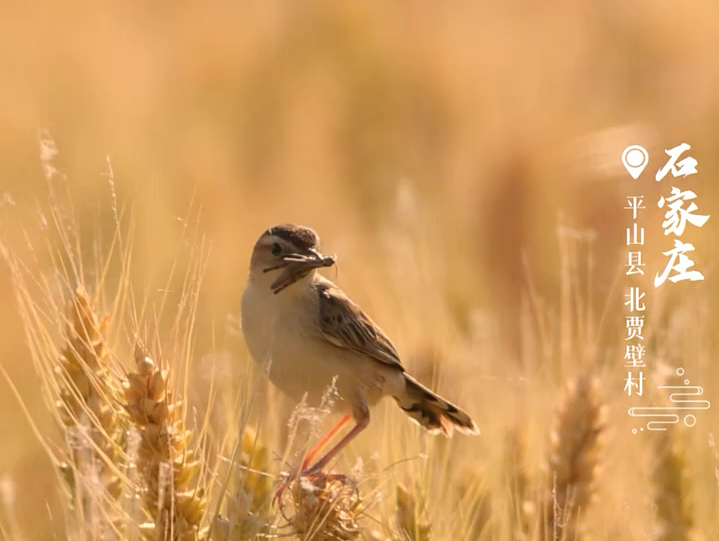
<box><xmin>272</xmin><ymin>414</ymin><xmax>352</xmax><ymax>506</ymax></box>
<box><xmin>301</xmin><ymin>414</ymin><xmax>352</xmax><ymax>471</ymax></box>
<box><xmin>302</xmin><ymin>412</ymin><xmax>370</xmax><ymax>475</ymax></box>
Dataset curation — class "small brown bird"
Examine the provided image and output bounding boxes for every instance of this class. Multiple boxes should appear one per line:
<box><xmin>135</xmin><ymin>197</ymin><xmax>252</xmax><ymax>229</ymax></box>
<box><xmin>241</xmin><ymin>224</ymin><xmax>478</xmax><ymax>474</ymax></box>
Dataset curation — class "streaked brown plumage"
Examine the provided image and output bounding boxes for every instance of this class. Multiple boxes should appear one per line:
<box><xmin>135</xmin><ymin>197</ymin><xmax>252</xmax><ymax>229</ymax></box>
<box><xmin>241</xmin><ymin>223</ymin><xmax>479</xmax><ymax>475</ymax></box>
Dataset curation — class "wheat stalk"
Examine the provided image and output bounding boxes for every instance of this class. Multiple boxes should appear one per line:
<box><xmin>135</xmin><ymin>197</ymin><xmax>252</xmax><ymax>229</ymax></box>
<box><xmin>211</xmin><ymin>489</ymin><xmax>265</xmax><ymax>541</ymax></box>
<box><xmin>210</xmin><ymin>426</ymin><xmax>270</xmax><ymax>541</ymax></box>
<box><xmin>454</xmin><ymin>464</ymin><xmax>491</xmax><ymax>540</ymax></box>
<box><xmin>652</xmin><ymin>430</ymin><xmax>696</xmax><ymax>541</ymax></box>
<box><xmin>502</xmin><ymin>428</ymin><xmax>531</xmax><ymax>541</ymax></box>
<box><xmin>540</xmin><ymin>373</ymin><xmax>606</xmax><ymax>541</ymax></box>
<box><xmin>396</xmin><ymin>483</ymin><xmax>431</xmax><ymax>541</ymax></box>
<box><xmin>56</xmin><ymin>287</ymin><xmax>128</xmax><ymax>534</ymax></box>
<box><xmin>123</xmin><ymin>345</ymin><xmax>207</xmax><ymax>540</ymax></box>
<box><xmin>239</xmin><ymin>426</ymin><xmax>272</xmax><ymax>514</ymax></box>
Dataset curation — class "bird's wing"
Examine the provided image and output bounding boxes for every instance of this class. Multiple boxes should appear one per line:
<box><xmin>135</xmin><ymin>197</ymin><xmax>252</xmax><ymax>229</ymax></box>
<box><xmin>316</xmin><ymin>279</ymin><xmax>404</xmax><ymax>370</ymax></box>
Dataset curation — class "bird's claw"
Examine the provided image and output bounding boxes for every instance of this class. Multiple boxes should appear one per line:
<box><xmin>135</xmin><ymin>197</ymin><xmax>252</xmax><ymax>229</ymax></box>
<box><xmin>272</xmin><ymin>470</ymin><xmax>293</xmax><ymax>507</ymax></box>
<box><xmin>273</xmin><ymin>466</ymin><xmax>356</xmax><ymax>508</ymax></box>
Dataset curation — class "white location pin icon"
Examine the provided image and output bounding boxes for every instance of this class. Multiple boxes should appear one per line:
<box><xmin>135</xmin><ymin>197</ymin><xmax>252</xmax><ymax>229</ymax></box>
<box><xmin>621</xmin><ymin>145</ymin><xmax>649</xmax><ymax>179</ymax></box>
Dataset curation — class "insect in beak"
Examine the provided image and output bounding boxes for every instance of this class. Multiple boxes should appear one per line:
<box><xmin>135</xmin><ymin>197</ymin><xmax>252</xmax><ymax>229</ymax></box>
<box><xmin>265</xmin><ymin>250</ymin><xmax>336</xmax><ymax>294</ymax></box>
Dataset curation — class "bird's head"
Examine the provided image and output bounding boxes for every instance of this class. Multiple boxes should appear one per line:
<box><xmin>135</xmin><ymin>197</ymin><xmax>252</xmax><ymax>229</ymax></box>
<box><xmin>249</xmin><ymin>223</ymin><xmax>335</xmax><ymax>294</ymax></box>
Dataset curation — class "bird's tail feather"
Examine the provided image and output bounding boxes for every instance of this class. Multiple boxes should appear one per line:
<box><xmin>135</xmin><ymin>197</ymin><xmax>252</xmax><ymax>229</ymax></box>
<box><xmin>394</xmin><ymin>374</ymin><xmax>479</xmax><ymax>437</ymax></box>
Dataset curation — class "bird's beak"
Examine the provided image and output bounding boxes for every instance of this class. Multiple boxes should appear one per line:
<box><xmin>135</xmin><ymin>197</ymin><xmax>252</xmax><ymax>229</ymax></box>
<box><xmin>266</xmin><ymin>249</ymin><xmax>336</xmax><ymax>294</ymax></box>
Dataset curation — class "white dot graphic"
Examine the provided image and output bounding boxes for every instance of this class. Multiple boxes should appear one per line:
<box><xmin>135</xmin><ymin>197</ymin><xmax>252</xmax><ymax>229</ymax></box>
<box><xmin>626</xmin><ymin>149</ymin><xmax>646</xmax><ymax>167</ymax></box>
<box><xmin>621</xmin><ymin>145</ymin><xmax>650</xmax><ymax>179</ymax></box>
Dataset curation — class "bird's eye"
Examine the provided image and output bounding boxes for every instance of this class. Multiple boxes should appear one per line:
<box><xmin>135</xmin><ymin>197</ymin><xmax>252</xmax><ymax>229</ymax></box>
<box><xmin>271</xmin><ymin>243</ymin><xmax>282</xmax><ymax>256</ymax></box>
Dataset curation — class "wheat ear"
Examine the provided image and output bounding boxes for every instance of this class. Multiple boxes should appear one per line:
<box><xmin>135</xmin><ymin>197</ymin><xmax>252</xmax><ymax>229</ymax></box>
<box><xmin>542</xmin><ymin>373</ymin><xmax>607</xmax><ymax>541</ymax></box>
<box><xmin>396</xmin><ymin>483</ymin><xmax>431</xmax><ymax>541</ymax></box>
<box><xmin>210</xmin><ymin>427</ymin><xmax>269</xmax><ymax>541</ymax></box>
<box><xmin>284</xmin><ymin>472</ymin><xmax>362</xmax><ymax>541</ymax></box>
<box><xmin>57</xmin><ymin>287</ymin><xmax>127</xmax><ymax>527</ymax></box>
<box><xmin>652</xmin><ymin>430</ymin><xmax>696</xmax><ymax>541</ymax></box>
<box><xmin>123</xmin><ymin>345</ymin><xmax>207</xmax><ymax>540</ymax></box>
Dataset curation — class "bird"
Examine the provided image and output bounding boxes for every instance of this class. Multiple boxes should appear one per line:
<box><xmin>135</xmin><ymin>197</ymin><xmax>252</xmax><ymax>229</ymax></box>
<box><xmin>241</xmin><ymin>223</ymin><xmax>479</xmax><ymax>476</ymax></box>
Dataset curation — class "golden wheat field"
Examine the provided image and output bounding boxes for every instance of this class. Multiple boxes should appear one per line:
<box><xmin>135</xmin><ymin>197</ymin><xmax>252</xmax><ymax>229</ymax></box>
<box><xmin>1</xmin><ymin>1</ymin><xmax>719</xmax><ymax>540</ymax></box>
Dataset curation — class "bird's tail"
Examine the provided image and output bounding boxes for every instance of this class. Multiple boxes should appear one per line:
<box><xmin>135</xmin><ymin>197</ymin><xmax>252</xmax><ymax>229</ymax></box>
<box><xmin>394</xmin><ymin>374</ymin><xmax>479</xmax><ymax>437</ymax></box>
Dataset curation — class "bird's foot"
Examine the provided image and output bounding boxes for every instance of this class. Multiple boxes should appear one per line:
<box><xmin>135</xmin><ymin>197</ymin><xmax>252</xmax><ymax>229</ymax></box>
<box><xmin>273</xmin><ymin>467</ymin><xmax>355</xmax><ymax>507</ymax></box>
<box><xmin>300</xmin><ymin>468</ymin><xmax>355</xmax><ymax>492</ymax></box>
<box><xmin>271</xmin><ymin>468</ymin><xmax>323</xmax><ymax>507</ymax></box>
<box><xmin>273</xmin><ymin>457</ymin><xmax>315</xmax><ymax>507</ymax></box>
<box><xmin>272</xmin><ymin>470</ymin><xmax>293</xmax><ymax>507</ymax></box>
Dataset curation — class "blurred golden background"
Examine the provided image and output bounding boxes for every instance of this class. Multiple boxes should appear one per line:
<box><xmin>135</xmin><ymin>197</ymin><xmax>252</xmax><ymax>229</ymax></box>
<box><xmin>1</xmin><ymin>1</ymin><xmax>719</xmax><ymax>539</ymax></box>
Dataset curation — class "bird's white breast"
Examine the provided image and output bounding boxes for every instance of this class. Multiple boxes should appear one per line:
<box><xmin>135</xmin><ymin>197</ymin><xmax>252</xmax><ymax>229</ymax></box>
<box><xmin>241</xmin><ymin>279</ymin><xmax>356</xmax><ymax>408</ymax></box>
